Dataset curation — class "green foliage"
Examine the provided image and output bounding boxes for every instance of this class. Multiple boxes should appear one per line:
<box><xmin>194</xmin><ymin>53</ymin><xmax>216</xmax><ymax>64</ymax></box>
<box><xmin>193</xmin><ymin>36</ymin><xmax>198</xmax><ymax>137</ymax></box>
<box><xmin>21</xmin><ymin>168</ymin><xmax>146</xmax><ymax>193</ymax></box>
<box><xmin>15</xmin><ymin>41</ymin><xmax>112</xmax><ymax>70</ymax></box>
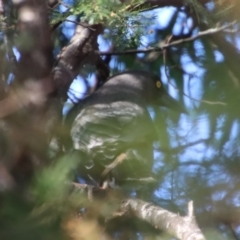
<box><xmin>50</xmin><ymin>0</ymin><xmax>154</xmax><ymax>49</ymax></box>
<box><xmin>50</xmin><ymin>9</ymin><xmax>71</xmax><ymax>26</ymax></box>
<box><xmin>185</xmin><ymin>0</ymin><xmax>214</xmax><ymax>24</ymax></box>
<box><xmin>185</xmin><ymin>0</ymin><xmax>235</xmax><ymax>24</ymax></box>
<box><xmin>32</xmin><ymin>154</ymin><xmax>78</xmax><ymax>205</ymax></box>
<box><xmin>70</xmin><ymin>0</ymin><xmax>141</xmax><ymax>24</ymax></box>
<box><xmin>103</xmin><ymin>12</ymin><xmax>153</xmax><ymax>49</ymax></box>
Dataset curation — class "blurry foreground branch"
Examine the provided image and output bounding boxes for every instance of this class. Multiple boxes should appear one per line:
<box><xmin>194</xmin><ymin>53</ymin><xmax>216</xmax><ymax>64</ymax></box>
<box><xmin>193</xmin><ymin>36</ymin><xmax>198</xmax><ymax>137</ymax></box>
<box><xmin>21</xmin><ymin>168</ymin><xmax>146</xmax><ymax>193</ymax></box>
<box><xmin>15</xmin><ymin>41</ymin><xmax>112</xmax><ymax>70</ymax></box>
<box><xmin>72</xmin><ymin>182</ymin><xmax>206</xmax><ymax>240</ymax></box>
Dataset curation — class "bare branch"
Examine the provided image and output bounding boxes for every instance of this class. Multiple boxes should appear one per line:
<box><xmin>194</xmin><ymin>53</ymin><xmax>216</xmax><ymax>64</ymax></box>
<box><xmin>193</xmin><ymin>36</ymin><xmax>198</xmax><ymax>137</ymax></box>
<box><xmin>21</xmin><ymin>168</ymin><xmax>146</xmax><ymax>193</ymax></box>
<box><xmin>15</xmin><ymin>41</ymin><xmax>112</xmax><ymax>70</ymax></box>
<box><xmin>99</xmin><ymin>22</ymin><xmax>236</xmax><ymax>56</ymax></box>
<box><xmin>71</xmin><ymin>182</ymin><xmax>205</xmax><ymax>240</ymax></box>
<box><xmin>121</xmin><ymin>198</ymin><xmax>205</xmax><ymax>240</ymax></box>
<box><xmin>188</xmin><ymin>201</ymin><xmax>194</xmax><ymax>217</ymax></box>
<box><xmin>53</xmin><ymin>23</ymin><xmax>109</xmax><ymax>99</ymax></box>
<box><xmin>101</xmin><ymin>153</ymin><xmax>127</xmax><ymax>178</ymax></box>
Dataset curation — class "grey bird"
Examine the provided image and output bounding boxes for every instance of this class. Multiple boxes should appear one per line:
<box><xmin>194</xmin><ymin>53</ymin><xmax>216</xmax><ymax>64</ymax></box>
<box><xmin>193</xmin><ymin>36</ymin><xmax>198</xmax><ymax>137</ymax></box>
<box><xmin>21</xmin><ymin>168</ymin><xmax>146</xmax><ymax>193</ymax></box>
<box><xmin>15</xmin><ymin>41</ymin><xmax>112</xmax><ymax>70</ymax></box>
<box><xmin>66</xmin><ymin>70</ymin><xmax>185</xmax><ymax>188</ymax></box>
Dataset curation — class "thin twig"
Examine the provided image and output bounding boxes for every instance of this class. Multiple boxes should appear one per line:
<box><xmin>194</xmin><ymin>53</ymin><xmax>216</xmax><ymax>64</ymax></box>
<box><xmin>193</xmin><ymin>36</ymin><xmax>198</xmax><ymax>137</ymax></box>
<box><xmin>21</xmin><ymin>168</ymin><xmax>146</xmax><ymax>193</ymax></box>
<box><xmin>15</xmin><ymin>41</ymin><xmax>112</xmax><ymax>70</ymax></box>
<box><xmin>99</xmin><ymin>22</ymin><xmax>236</xmax><ymax>56</ymax></box>
<box><xmin>64</xmin><ymin>19</ymin><xmax>96</xmax><ymax>31</ymax></box>
<box><xmin>162</xmin><ymin>36</ymin><xmax>227</xmax><ymax>106</ymax></box>
<box><xmin>101</xmin><ymin>153</ymin><xmax>126</xmax><ymax>178</ymax></box>
<box><xmin>188</xmin><ymin>201</ymin><xmax>194</xmax><ymax>217</ymax></box>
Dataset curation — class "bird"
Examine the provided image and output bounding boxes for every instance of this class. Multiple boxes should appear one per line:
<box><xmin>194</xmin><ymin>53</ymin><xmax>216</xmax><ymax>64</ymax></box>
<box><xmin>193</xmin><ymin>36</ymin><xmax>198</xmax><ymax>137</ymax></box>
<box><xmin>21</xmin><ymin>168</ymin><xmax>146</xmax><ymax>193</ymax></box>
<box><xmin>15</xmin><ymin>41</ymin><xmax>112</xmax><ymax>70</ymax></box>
<box><xmin>65</xmin><ymin>70</ymin><xmax>185</xmax><ymax>188</ymax></box>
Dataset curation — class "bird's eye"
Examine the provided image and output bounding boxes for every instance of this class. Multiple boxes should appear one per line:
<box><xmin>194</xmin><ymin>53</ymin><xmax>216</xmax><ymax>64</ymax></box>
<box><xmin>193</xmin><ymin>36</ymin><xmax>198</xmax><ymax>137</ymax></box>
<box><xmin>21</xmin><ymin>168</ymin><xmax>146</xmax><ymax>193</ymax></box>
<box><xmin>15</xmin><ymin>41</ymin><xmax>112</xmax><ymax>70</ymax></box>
<box><xmin>156</xmin><ymin>81</ymin><xmax>161</xmax><ymax>88</ymax></box>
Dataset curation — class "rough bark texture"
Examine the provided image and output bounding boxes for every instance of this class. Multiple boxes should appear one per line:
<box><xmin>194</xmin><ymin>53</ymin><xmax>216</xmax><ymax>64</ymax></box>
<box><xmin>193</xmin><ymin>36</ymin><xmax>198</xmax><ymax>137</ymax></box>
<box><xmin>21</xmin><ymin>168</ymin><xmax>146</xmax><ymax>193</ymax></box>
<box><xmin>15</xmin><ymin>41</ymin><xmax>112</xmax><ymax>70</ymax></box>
<box><xmin>14</xmin><ymin>0</ymin><xmax>53</xmax><ymax>81</ymax></box>
<box><xmin>3</xmin><ymin>0</ymin><xmax>54</xmax><ymax>186</ymax></box>
<box><xmin>53</xmin><ymin>24</ymin><xmax>109</xmax><ymax>100</ymax></box>
<box><xmin>72</xmin><ymin>183</ymin><xmax>206</xmax><ymax>240</ymax></box>
<box><xmin>121</xmin><ymin>198</ymin><xmax>206</xmax><ymax>240</ymax></box>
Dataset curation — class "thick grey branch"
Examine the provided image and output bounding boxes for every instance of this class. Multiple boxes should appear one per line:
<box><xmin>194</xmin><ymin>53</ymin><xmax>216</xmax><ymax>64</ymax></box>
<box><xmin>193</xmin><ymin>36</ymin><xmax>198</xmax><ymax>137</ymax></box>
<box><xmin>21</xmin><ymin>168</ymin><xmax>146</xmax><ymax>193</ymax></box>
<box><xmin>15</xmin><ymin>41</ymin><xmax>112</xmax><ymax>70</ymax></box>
<box><xmin>121</xmin><ymin>198</ymin><xmax>206</xmax><ymax>240</ymax></box>
<box><xmin>53</xmin><ymin>23</ymin><xmax>108</xmax><ymax>99</ymax></box>
<box><xmin>72</xmin><ymin>183</ymin><xmax>205</xmax><ymax>240</ymax></box>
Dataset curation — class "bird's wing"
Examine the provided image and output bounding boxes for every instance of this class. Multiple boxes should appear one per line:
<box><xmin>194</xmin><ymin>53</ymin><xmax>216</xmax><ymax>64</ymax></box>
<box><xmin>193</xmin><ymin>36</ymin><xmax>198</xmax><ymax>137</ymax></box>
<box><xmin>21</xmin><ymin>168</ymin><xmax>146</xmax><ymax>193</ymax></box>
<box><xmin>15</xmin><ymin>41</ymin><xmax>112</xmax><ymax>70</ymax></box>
<box><xmin>71</xmin><ymin>101</ymin><xmax>156</xmax><ymax>161</ymax></box>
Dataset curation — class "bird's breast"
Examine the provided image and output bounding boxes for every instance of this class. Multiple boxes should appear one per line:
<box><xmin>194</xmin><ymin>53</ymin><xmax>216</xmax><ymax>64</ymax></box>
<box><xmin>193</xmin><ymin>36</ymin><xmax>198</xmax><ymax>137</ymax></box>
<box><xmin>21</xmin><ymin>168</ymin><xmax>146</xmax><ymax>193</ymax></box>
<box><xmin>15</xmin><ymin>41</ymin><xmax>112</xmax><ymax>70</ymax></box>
<box><xmin>71</xmin><ymin>101</ymin><xmax>155</xmax><ymax>160</ymax></box>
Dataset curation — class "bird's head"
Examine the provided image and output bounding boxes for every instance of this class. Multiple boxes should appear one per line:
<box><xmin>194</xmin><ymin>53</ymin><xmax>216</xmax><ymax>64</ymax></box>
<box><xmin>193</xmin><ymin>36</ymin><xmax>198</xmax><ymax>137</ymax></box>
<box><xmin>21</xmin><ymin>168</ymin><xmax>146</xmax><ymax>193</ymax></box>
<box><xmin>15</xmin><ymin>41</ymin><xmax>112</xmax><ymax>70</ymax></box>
<box><xmin>109</xmin><ymin>70</ymin><xmax>186</xmax><ymax>113</ymax></box>
<box><xmin>149</xmin><ymin>75</ymin><xmax>186</xmax><ymax>113</ymax></box>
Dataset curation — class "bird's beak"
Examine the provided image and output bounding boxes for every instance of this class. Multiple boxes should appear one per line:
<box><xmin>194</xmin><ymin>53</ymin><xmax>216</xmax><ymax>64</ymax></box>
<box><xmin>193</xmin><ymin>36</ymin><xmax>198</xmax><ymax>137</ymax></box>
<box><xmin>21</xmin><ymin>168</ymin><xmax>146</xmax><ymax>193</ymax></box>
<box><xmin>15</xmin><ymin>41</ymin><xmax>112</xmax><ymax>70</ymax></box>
<box><xmin>159</xmin><ymin>90</ymin><xmax>186</xmax><ymax>114</ymax></box>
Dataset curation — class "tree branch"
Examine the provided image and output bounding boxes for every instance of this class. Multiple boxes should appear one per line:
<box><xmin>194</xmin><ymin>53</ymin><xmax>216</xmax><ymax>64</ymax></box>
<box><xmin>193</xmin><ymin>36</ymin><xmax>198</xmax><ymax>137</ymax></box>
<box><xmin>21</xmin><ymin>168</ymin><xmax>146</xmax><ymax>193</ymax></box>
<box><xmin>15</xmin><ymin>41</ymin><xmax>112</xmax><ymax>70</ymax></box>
<box><xmin>99</xmin><ymin>22</ymin><xmax>236</xmax><ymax>56</ymax></box>
<box><xmin>53</xmin><ymin>23</ymin><xmax>109</xmax><ymax>99</ymax></box>
<box><xmin>72</xmin><ymin>182</ymin><xmax>205</xmax><ymax>240</ymax></box>
<box><xmin>121</xmin><ymin>198</ymin><xmax>205</xmax><ymax>240</ymax></box>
